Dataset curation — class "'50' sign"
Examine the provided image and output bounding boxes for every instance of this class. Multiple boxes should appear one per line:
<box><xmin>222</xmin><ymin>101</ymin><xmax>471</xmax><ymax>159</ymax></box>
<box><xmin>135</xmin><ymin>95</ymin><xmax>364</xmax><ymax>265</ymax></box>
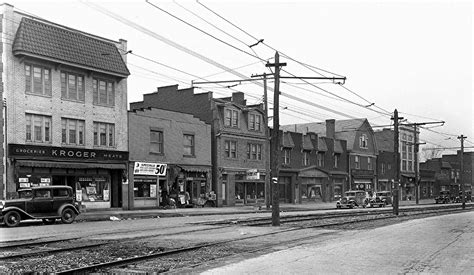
<box><xmin>154</xmin><ymin>164</ymin><xmax>167</xmax><ymax>176</ymax></box>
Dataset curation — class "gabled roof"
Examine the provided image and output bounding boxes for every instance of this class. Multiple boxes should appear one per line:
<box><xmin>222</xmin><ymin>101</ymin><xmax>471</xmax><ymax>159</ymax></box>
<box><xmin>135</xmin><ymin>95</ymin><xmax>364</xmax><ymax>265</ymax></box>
<box><xmin>13</xmin><ymin>17</ymin><xmax>130</xmax><ymax>77</ymax></box>
<box><xmin>281</xmin><ymin>119</ymin><xmax>367</xmax><ymax>136</ymax></box>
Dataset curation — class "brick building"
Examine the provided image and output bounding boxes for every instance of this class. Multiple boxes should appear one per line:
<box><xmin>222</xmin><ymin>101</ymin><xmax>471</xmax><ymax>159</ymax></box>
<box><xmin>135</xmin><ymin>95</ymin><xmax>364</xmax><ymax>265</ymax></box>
<box><xmin>128</xmin><ymin>107</ymin><xmax>212</xmax><ymax>209</ymax></box>
<box><xmin>1</xmin><ymin>4</ymin><xmax>129</xmax><ymax>209</ymax></box>
<box><xmin>130</xmin><ymin>85</ymin><xmax>269</xmax><ymax>206</ymax></box>
<box><xmin>374</xmin><ymin>129</ymin><xmax>396</xmax><ymax>191</ymax></box>
<box><xmin>274</xmin><ymin>128</ymin><xmax>348</xmax><ymax>204</ymax></box>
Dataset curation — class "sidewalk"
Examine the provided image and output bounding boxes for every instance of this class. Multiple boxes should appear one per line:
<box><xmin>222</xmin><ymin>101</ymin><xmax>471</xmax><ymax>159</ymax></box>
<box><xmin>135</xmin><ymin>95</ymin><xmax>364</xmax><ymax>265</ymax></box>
<box><xmin>76</xmin><ymin>199</ymin><xmax>436</xmax><ymax>222</ymax></box>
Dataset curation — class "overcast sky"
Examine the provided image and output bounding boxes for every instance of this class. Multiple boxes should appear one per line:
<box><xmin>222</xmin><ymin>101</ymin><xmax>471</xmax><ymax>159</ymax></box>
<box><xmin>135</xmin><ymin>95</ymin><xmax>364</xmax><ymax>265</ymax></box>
<box><xmin>5</xmin><ymin>0</ymin><xmax>473</xmax><ymax>157</ymax></box>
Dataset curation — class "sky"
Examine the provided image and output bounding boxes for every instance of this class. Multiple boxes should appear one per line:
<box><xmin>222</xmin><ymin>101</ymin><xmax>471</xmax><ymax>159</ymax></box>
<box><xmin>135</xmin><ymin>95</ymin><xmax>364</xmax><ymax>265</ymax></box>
<box><xmin>4</xmin><ymin>0</ymin><xmax>473</xmax><ymax>158</ymax></box>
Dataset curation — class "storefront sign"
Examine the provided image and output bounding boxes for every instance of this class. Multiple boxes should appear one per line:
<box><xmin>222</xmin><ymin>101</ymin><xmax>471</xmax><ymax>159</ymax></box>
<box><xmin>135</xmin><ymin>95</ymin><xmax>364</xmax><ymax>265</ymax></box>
<box><xmin>41</xmin><ymin>178</ymin><xmax>51</xmax><ymax>183</ymax></box>
<box><xmin>246</xmin><ymin>169</ymin><xmax>260</xmax><ymax>180</ymax></box>
<box><xmin>20</xmin><ymin>182</ymin><xmax>30</xmax><ymax>188</ymax></box>
<box><xmin>19</xmin><ymin>178</ymin><xmax>29</xmax><ymax>183</ymax></box>
<box><xmin>133</xmin><ymin>162</ymin><xmax>167</xmax><ymax>176</ymax></box>
<box><xmin>8</xmin><ymin>144</ymin><xmax>128</xmax><ymax>161</ymax></box>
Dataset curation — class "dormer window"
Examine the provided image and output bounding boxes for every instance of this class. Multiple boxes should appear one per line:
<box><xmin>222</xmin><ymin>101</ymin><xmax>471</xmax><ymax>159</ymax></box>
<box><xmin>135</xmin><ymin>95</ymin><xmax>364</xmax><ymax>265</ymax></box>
<box><xmin>248</xmin><ymin>113</ymin><xmax>262</xmax><ymax>131</ymax></box>
<box><xmin>224</xmin><ymin>108</ymin><xmax>239</xmax><ymax>128</ymax></box>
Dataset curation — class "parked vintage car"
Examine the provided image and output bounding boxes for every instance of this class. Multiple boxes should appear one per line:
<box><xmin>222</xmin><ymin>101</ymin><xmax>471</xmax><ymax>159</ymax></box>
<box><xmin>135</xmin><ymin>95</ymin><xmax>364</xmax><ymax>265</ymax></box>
<box><xmin>453</xmin><ymin>191</ymin><xmax>473</xmax><ymax>203</ymax></box>
<box><xmin>365</xmin><ymin>196</ymin><xmax>386</xmax><ymax>208</ymax></box>
<box><xmin>336</xmin><ymin>190</ymin><xmax>368</xmax><ymax>209</ymax></box>
<box><xmin>375</xmin><ymin>191</ymin><xmax>393</xmax><ymax>206</ymax></box>
<box><xmin>0</xmin><ymin>186</ymin><xmax>80</xmax><ymax>227</ymax></box>
<box><xmin>434</xmin><ymin>190</ymin><xmax>451</xmax><ymax>204</ymax></box>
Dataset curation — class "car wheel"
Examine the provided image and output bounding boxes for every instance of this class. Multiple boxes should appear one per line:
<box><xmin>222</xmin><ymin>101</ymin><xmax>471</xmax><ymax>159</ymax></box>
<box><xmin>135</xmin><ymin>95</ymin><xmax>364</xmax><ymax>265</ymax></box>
<box><xmin>4</xmin><ymin>211</ymin><xmax>21</xmax><ymax>227</ymax></box>
<box><xmin>349</xmin><ymin>202</ymin><xmax>355</xmax><ymax>209</ymax></box>
<box><xmin>61</xmin><ymin>208</ymin><xmax>76</xmax><ymax>224</ymax></box>
<box><xmin>42</xmin><ymin>218</ymin><xmax>56</xmax><ymax>225</ymax></box>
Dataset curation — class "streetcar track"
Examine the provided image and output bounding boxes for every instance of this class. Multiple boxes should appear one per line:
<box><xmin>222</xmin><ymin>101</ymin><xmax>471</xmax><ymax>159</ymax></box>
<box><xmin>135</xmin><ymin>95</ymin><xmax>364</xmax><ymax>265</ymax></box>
<box><xmin>54</xmin><ymin>207</ymin><xmax>472</xmax><ymax>274</ymax></box>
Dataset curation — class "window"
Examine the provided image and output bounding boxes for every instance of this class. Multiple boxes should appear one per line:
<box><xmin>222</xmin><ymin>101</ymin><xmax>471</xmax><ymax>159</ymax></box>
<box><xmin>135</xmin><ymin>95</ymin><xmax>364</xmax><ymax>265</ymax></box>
<box><xmin>247</xmin><ymin>143</ymin><xmax>262</xmax><ymax>160</ymax></box>
<box><xmin>402</xmin><ymin>142</ymin><xmax>407</xmax><ymax>159</ymax></box>
<box><xmin>25</xmin><ymin>64</ymin><xmax>51</xmax><ymax>96</ymax></box>
<box><xmin>61</xmin><ymin>72</ymin><xmax>85</xmax><ymax>102</ymax></box>
<box><xmin>408</xmin><ymin>161</ymin><xmax>413</xmax><ymax>172</ymax></box>
<box><xmin>381</xmin><ymin>163</ymin><xmax>386</xmax><ymax>174</ymax></box>
<box><xmin>317</xmin><ymin>152</ymin><xmax>325</xmax><ymax>167</ymax></box>
<box><xmin>248</xmin><ymin>113</ymin><xmax>262</xmax><ymax>131</ymax></box>
<box><xmin>354</xmin><ymin>155</ymin><xmax>360</xmax><ymax>169</ymax></box>
<box><xmin>93</xmin><ymin>122</ymin><xmax>115</xmax><ymax>147</ymax></box>
<box><xmin>334</xmin><ymin>154</ymin><xmax>340</xmax><ymax>168</ymax></box>
<box><xmin>388</xmin><ymin>164</ymin><xmax>392</xmax><ymax>170</ymax></box>
<box><xmin>283</xmin><ymin>148</ymin><xmax>291</xmax><ymax>164</ymax></box>
<box><xmin>93</xmin><ymin>78</ymin><xmax>115</xmax><ymax>106</ymax></box>
<box><xmin>402</xmin><ymin>160</ymin><xmax>407</xmax><ymax>171</ymax></box>
<box><xmin>183</xmin><ymin>134</ymin><xmax>195</xmax><ymax>156</ymax></box>
<box><xmin>224</xmin><ymin>108</ymin><xmax>239</xmax><ymax>128</ymax></box>
<box><xmin>303</xmin><ymin>151</ymin><xmax>310</xmax><ymax>166</ymax></box>
<box><xmin>150</xmin><ymin>129</ymin><xmax>164</xmax><ymax>154</ymax></box>
<box><xmin>368</xmin><ymin>157</ymin><xmax>372</xmax><ymax>170</ymax></box>
<box><xmin>359</xmin><ymin>134</ymin><xmax>368</xmax><ymax>148</ymax></box>
<box><xmin>25</xmin><ymin>113</ymin><xmax>51</xmax><ymax>143</ymax></box>
<box><xmin>61</xmin><ymin>118</ymin><xmax>85</xmax><ymax>145</ymax></box>
<box><xmin>225</xmin><ymin>140</ymin><xmax>237</xmax><ymax>158</ymax></box>
<box><xmin>53</xmin><ymin>188</ymin><xmax>70</xmax><ymax>197</ymax></box>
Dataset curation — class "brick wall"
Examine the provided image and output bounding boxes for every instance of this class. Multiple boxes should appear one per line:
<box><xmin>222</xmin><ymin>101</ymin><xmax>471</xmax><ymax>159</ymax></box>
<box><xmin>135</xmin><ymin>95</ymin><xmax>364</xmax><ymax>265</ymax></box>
<box><xmin>2</xmin><ymin>7</ymin><xmax>129</xmax><ymax>197</ymax></box>
<box><xmin>128</xmin><ymin>108</ymin><xmax>211</xmax><ymax>165</ymax></box>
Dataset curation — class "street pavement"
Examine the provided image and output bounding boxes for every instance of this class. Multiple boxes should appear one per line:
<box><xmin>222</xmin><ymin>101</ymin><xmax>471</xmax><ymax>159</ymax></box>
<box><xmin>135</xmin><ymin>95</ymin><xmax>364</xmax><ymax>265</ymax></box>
<box><xmin>77</xmin><ymin>199</ymin><xmax>438</xmax><ymax>222</ymax></box>
<box><xmin>201</xmin><ymin>211</ymin><xmax>474</xmax><ymax>274</ymax></box>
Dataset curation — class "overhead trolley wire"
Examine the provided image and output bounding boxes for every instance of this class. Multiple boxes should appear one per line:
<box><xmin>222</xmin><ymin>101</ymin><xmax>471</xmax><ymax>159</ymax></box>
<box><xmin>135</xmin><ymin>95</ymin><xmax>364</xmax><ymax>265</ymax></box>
<box><xmin>145</xmin><ymin>0</ymin><xmax>266</xmax><ymax>62</ymax></box>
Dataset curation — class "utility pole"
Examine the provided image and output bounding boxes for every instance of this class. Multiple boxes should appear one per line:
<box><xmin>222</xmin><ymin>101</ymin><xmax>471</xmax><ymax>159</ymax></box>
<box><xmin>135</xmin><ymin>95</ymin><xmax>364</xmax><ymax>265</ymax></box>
<box><xmin>267</xmin><ymin>52</ymin><xmax>286</xmax><ymax>226</ymax></box>
<box><xmin>458</xmin><ymin>134</ymin><xmax>467</xmax><ymax>210</ymax></box>
<box><xmin>392</xmin><ymin>109</ymin><xmax>403</xmax><ymax>215</ymax></box>
<box><xmin>263</xmin><ymin>73</ymin><xmax>271</xmax><ymax>210</ymax></box>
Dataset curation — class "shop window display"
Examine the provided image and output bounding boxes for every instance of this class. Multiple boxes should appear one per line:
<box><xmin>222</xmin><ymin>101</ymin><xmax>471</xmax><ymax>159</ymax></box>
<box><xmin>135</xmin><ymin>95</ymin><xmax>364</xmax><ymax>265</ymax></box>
<box><xmin>76</xmin><ymin>177</ymin><xmax>110</xmax><ymax>202</ymax></box>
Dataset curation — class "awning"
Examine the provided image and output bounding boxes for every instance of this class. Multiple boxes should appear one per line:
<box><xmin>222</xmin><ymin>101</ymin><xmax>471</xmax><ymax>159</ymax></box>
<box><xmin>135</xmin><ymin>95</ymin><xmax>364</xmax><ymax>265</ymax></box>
<box><xmin>16</xmin><ymin>160</ymin><xmax>126</xmax><ymax>170</ymax></box>
<box><xmin>176</xmin><ymin>164</ymin><xmax>211</xmax><ymax>173</ymax></box>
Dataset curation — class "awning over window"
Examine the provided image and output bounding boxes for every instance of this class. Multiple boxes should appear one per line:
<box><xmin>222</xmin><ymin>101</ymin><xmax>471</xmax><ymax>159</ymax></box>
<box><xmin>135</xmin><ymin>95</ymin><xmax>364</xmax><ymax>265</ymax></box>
<box><xmin>15</xmin><ymin>160</ymin><xmax>126</xmax><ymax>170</ymax></box>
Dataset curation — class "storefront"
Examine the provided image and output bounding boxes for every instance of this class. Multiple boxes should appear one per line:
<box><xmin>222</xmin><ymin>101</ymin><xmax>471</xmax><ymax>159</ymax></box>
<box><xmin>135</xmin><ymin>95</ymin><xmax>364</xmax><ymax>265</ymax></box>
<box><xmin>298</xmin><ymin>168</ymin><xmax>328</xmax><ymax>203</ymax></box>
<box><xmin>130</xmin><ymin>162</ymin><xmax>212</xmax><ymax>208</ymax></box>
<box><xmin>351</xmin><ymin>169</ymin><xmax>375</xmax><ymax>192</ymax></box>
<box><xmin>8</xmin><ymin>144</ymin><xmax>128</xmax><ymax>209</ymax></box>
<box><xmin>234</xmin><ymin>169</ymin><xmax>265</xmax><ymax>205</ymax></box>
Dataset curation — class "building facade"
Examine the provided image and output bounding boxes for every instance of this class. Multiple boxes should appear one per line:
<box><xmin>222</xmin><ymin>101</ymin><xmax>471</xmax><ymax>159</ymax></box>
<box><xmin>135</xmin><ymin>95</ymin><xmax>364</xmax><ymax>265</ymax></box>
<box><xmin>275</xmin><ymin>128</ymin><xmax>348</xmax><ymax>204</ymax></box>
<box><xmin>128</xmin><ymin>107</ymin><xmax>212</xmax><ymax>209</ymax></box>
<box><xmin>283</xmin><ymin>119</ymin><xmax>377</xmax><ymax>194</ymax></box>
<box><xmin>1</xmin><ymin>4</ymin><xmax>129</xmax><ymax>209</ymax></box>
<box><xmin>130</xmin><ymin>85</ymin><xmax>269</xmax><ymax>207</ymax></box>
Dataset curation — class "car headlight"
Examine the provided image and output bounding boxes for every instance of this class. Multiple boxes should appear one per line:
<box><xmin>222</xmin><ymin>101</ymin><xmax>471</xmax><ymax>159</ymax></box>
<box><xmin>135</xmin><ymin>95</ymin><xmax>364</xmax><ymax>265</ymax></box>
<box><xmin>0</xmin><ymin>201</ymin><xmax>4</xmax><ymax>209</ymax></box>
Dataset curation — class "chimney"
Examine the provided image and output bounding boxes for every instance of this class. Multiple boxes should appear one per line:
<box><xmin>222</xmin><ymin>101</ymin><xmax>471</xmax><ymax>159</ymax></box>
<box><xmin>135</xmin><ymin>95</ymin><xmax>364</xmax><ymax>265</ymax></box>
<box><xmin>326</xmin><ymin>119</ymin><xmax>335</xmax><ymax>139</ymax></box>
<box><xmin>231</xmin><ymin>92</ymin><xmax>246</xmax><ymax>105</ymax></box>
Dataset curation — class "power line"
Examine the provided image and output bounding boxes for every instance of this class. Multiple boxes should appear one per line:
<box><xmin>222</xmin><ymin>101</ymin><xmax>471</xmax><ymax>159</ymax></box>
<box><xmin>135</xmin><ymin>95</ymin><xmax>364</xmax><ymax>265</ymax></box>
<box><xmin>145</xmin><ymin>0</ymin><xmax>265</xmax><ymax>62</ymax></box>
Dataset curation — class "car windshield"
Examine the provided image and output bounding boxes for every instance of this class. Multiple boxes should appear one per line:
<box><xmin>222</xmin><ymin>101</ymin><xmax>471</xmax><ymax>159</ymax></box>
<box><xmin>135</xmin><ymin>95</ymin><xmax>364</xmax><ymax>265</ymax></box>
<box><xmin>345</xmin><ymin>192</ymin><xmax>356</xmax><ymax>197</ymax></box>
<box><xmin>376</xmin><ymin>192</ymin><xmax>388</xmax><ymax>196</ymax></box>
<box><xmin>18</xmin><ymin>190</ymin><xmax>33</xmax><ymax>198</ymax></box>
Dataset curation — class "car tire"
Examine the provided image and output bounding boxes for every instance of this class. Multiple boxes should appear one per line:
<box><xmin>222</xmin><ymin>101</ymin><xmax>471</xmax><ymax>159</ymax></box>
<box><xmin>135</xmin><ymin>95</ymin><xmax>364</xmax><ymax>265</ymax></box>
<box><xmin>4</xmin><ymin>211</ymin><xmax>21</xmax><ymax>227</ymax></box>
<box><xmin>42</xmin><ymin>218</ymin><xmax>56</xmax><ymax>225</ymax></box>
<box><xmin>349</xmin><ymin>202</ymin><xmax>355</xmax><ymax>209</ymax></box>
<box><xmin>61</xmin><ymin>208</ymin><xmax>76</xmax><ymax>224</ymax></box>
